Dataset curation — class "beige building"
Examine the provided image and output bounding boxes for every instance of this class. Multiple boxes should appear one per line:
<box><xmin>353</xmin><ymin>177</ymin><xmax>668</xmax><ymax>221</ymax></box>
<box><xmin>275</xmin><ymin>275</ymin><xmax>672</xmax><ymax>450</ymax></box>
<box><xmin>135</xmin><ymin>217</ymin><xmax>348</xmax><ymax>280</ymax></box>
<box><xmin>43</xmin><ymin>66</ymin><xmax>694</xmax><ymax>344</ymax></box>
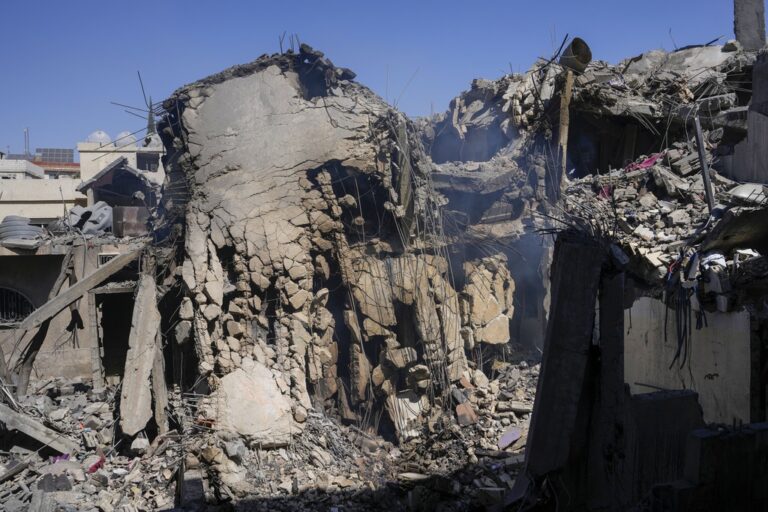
<box><xmin>77</xmin><ymin>130</ymin><xmax>164</xmax><ymax>186</ymax></box>
<box><xmin>0</xmin><ymin>130</ymin><xmax>164</xmax><ymax>224</ymax></box>
<box><xmin>0</xmin><ymin>159</ymin><xmax>85</xmax><ymax>223</ymax></box>
<box><xmin>0</xmin><ymin>159</ymin><xmax>45</xmax><ymax>179</ymax></box>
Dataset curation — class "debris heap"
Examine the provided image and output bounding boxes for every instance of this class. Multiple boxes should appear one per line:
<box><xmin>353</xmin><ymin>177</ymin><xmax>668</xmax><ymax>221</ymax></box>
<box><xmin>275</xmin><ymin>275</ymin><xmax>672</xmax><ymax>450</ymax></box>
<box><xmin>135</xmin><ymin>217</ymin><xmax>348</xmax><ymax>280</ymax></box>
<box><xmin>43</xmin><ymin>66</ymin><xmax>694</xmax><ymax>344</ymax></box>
<box><xmin>158</xmin><ymin>44</ymin><xmax>523</xmax><ymax>451</ymax></box>
<box><xmin>3</xmin><ymin>33</ymin><xmax>768</xmax><ymax>511</ymax></box>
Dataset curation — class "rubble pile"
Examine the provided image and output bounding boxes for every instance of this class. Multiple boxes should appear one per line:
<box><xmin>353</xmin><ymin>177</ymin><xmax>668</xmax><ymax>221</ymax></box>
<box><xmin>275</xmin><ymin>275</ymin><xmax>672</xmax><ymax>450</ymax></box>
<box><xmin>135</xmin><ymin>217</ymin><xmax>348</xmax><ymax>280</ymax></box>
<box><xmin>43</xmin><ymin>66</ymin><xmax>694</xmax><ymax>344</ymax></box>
<box><xmin>3</xmin><ymin>25</ymin><xmax>768</xmax><ymax>510</ymax></box>
<box><xmin>420</xmin><ymin>42</ymin><xmax>758</xmax><ymax>194</ymax></box>
<box><xmin>0</xmin><ymin>357</ymin><xmax>539</xmax><ymax>511</ymax></box>
<box><xmin>0</xmin><ymin>380</ymin><xmax>180</xmax><ymax>512</ymax></box>
<box><xmin>157</xmin><ymin>43</ymin><xmax>531</xmax><ymax>452</ymax></box>
<box><xmin>190</xmin><ymin>350</ymin><xmax>538</xmax><ymax>511</ymax></box>
<box><xmin>556</xmin><ymin>143</ymin><xmax>768</xmax><ymax>318</ymax></box>
<box><xmin>560</xmin><ymin>147</ymin><xmax>734</xmax><ymax>282</ymax></box>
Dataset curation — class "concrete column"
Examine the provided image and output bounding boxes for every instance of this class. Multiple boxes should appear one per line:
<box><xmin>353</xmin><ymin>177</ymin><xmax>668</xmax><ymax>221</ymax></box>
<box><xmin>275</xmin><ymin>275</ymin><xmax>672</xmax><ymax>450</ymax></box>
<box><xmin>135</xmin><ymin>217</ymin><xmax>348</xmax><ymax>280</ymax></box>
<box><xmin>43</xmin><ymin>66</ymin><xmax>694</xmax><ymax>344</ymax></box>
<box><xmin>525</xmin><ymin>234</ymin><xmax>605</xmax><ymax>477</ymax></box>
<box><xmin>734</xmin><ymin>0</ymin><xmax>766</xmax><ymax>51</ymax></box>
<box><xmin>588</xmin><ymin>270</ymin><xmax>627</xmax><ymax>509</ymax></box>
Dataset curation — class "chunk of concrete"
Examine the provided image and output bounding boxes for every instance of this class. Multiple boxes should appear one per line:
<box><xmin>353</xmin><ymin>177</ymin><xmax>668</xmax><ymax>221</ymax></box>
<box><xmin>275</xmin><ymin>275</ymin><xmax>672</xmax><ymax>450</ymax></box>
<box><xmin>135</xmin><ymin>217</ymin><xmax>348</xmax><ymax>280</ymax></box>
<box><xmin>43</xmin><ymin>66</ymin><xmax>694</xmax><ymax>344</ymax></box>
<box><xmin>734</xmin><ymin>0</ymin><xmax>766</xmax><ymax>50</ymax></box>
<box><xmin>208</xmin><ymin>363</ymin><xmax>300</xmax><ymax>447</ymax></box>
<box><xmin>119</xmin><ymin>274</ymin><xmax>160</xmax><ymax>437</ymax></box>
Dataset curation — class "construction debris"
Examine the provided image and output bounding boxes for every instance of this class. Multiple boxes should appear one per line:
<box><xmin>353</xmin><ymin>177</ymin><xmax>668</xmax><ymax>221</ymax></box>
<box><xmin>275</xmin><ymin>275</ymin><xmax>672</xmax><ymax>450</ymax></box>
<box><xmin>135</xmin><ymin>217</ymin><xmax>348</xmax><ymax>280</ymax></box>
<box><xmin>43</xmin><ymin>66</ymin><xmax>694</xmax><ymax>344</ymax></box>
<box><xmin>3</xmin><ymin>14</ymin><xmax>768</xmax><ymax>510</ymax></box>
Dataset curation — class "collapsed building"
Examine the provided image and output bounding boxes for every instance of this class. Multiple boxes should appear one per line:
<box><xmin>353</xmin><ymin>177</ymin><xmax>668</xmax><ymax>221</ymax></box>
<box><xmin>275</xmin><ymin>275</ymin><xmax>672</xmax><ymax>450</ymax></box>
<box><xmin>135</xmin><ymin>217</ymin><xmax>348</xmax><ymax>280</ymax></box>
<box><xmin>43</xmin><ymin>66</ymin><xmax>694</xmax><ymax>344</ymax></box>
<box><xmin>2</xmin><ymin>8</ymin><xmax>768</xmax><ymax>510</ymax></box>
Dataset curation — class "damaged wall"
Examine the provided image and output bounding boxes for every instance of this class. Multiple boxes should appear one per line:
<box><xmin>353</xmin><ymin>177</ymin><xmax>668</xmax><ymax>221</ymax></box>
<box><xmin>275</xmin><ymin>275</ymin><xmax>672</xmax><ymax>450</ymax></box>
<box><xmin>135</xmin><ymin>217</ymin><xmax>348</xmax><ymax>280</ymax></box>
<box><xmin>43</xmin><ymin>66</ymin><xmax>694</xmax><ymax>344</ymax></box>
<box><xmin>0</xmin><ymin>248</ymin><xmax>97</xmax><ymax>381</ymax></box>
<box><xmin>624</xmin><ymin>296</ymin><xmax>752</xmax><ymax>424</ymax></box>
<box><xmin>0</xmin><ymin>241</ymin><xmax>142</xmax><ymax>387</ymax></box>
<box><xmin>158</xmin><ymin>45</ymin><xmax>525</xmax><ymax>443</ymax></box>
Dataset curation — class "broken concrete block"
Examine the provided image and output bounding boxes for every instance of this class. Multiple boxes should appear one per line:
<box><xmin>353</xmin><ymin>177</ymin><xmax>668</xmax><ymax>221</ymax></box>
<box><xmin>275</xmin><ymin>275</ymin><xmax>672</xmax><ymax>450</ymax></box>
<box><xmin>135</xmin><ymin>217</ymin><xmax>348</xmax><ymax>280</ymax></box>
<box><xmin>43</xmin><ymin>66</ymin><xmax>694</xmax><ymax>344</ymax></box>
<box><xmin>476</xmin><ymin>314</ymin><xmax>510</xmax><ymax>345</ymax></box>
<box><xmin>179</xmin><ymin>297</ymin><xmax>194</xmax><ymax>320</ymax></box>
<box><xmin>175</xmin><ymin>320</ymin><xmax>192</xmax><ymax>345</ymax></box>
<box><xmin>363</xmin><ymin>317</ymin><xmax>391</xmax><ymax>337</ymax></box>
<box><xmin>384</xmin><ymin>347</ymin><xmax>418</xmax><ymax>369</ymax></box>
<box><xmin>204</xmin><ymin>279</ymin><xmax>224</xmax><ymax>306</ymax></box>
<box><xmin>386</xmin><ymin>390</ymin><xmax>425</xmax><ymax>440</ymax></box>
<box><xmin>293</xmin><ymin>405</ymin><xmax>308</xmax><ymax>423</ymax></box>
<box><xmin>37</xmin><ymin>473</ymin><xmax>73</xmax><ymax>492</ymax></box>
<box><xmin>227</xmin><ymin>336</ymin><xmax>241</xmax><ymax>352</ymax></box>
<box><xmin>202</xmin><ymin>304</ymin><xmax>222</xmax><ymax>321</ymax></box>
<box><xmin>473</xmin><ymin>369</ymin><xmax>490</xmax><ymax>389</ymax></box>
<box><xmin>130</xmin><ymin>437</ymin><xmax>150</xmax><ymax>454</ymax></box>
<box><xmin>201</xmin><ymin>446</ymin><xmax>224</xmax><ymax>464</ymax></box>
<box><xmin>456</xmin><ymin>402</ymin><xmax>479</xmax><ymax>426</ymax></box>
<box><xmin>206</xmin><ymin>362</ymin><xmax>300</xmax><ymax>447</ymax></box>
<box><xmin>119</xmin><ymin>274</ymin><xmax>160</xmax><ymax>437</ymax></box>
<box><xmin>667</xmin><ymin>209</ymin><xmax>691</xmax><ymax>226</ymax></box>
<box><xmin>633</xmin><ymin>225</ymin><xmax>655</xmax><ymax>241</ymax></box>
<box><xmin>224</xmin><ymin>439</ymin><xmax>247</xmax><ymax>464</ymax></box>
<box><xmin>226</xmin><ymin>320</ymin><xmax>243</xmax><ymax>338</ymax></box>
<box><xmin>288</xmin><ymin>289</ymin><xmax>310</xmax><ymax>310</ymax></box>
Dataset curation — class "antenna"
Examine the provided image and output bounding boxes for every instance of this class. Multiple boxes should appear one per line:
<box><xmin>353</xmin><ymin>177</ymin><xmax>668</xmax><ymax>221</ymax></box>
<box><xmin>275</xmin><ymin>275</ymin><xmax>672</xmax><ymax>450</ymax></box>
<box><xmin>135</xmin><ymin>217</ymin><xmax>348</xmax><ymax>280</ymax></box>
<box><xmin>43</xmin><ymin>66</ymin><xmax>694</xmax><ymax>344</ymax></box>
<box><xmin>108</xmin><ymin>71</ymin><xmax>159</xmax><ymax>149</ymax></box>
<box><xmin>137</xmin><ymin>71</ymin><xmax>156</xmax><ymax>143</ymax></box>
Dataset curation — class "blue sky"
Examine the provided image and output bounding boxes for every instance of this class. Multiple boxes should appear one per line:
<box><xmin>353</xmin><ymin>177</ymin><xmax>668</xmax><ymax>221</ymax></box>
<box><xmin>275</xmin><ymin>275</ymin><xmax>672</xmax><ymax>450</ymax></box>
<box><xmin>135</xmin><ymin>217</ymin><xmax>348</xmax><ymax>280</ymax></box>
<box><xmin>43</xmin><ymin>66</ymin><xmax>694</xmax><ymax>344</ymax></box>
<box><xmin>0</xmin><ymin>0</ymin><xmax>755</xmax><ymax>154</ymax></box>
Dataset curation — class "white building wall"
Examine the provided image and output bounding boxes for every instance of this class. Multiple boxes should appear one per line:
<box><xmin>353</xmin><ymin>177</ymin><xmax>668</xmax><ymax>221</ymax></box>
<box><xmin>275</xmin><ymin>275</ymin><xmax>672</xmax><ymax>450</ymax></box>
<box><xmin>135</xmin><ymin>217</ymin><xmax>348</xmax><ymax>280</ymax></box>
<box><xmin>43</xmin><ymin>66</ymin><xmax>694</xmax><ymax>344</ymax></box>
<box><xmin>77</xmin><ymin>142</ymin><xmax>163</xmax><ymax>183</ymax></box>
<box><xmin>0</xmin><ymin>179</ymin><xmax>86</xmax><ymax>222</ymax></box>
<box><xmin>624</xmin><ymin>296</ymin><xmax>751</xmax><ymax>424</ymax></box>
<box><xmin>0</xmin><ymin>160</ymin><xmax>46</xmax><ymax>179</ymax></box>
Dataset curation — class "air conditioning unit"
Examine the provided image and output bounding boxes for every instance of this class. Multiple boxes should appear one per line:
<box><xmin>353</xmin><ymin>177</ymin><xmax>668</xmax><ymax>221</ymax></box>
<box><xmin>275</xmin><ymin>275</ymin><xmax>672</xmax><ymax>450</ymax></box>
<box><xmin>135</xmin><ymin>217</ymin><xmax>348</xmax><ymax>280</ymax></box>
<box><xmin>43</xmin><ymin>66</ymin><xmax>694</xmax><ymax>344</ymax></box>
<box><xmin>98</xmin><ymin>253</ymin><xmax>119</xmax><ymax>267</ymax></box>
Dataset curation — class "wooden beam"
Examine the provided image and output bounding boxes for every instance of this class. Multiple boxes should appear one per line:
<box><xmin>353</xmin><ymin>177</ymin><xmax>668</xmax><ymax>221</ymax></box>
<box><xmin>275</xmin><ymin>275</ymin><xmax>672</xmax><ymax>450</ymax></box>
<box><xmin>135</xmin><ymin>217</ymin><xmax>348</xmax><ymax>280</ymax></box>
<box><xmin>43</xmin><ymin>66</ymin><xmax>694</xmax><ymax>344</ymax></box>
<box><xmin>0</xmin><ymin>403</ymin><xmax>80</xmax><ymax>454</ymax></box>
<box><xmin>19</xmin><ymin>249</ymin><xmax>140</xmax><ymax>331</ymax></box>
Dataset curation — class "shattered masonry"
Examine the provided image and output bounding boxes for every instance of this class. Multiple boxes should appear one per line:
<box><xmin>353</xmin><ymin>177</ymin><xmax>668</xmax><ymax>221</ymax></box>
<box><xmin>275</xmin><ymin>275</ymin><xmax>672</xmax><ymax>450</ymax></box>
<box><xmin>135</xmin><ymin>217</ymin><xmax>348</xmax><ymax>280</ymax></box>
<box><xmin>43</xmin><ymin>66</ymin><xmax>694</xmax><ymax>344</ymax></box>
<box><xmin>2</xmin><ymin>24</ymin><xmax>768</xmax><ymax>512</ymax></box>
<box><xmin>158</xmin><ymin>45</ymin><xmax>520</xmax><ymax>443</ymax></box>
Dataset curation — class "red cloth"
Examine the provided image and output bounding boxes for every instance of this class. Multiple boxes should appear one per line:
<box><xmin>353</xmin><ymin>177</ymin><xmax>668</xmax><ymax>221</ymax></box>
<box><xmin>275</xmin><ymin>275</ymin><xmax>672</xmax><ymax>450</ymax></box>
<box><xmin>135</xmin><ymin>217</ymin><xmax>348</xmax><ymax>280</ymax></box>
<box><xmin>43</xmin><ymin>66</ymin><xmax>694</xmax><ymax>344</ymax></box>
<box><xmin>625</xmin><ymin>153</ymin><xmax>663</xmax><ymax>172</ymax></box>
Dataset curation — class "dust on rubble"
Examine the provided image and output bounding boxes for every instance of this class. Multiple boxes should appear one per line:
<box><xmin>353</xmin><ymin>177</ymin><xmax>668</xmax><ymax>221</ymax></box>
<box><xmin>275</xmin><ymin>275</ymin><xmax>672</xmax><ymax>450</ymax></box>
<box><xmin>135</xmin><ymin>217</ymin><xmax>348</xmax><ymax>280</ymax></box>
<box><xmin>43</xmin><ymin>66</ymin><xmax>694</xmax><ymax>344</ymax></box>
<box><xmin>0</xmin><ymin>346</ymin><xmax>538</xmax><ymax>511</ymax></box>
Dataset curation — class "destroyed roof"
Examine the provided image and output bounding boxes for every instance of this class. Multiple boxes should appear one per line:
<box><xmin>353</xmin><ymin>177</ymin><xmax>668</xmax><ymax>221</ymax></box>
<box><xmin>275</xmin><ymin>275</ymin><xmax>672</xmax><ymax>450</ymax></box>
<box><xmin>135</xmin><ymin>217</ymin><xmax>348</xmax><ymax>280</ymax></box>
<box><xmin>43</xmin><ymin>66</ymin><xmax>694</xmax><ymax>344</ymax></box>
<box><xmin>420</xmin><ymin>43</ymin><xmax>759</xmax><ymax>168</ymax></box>
<box><xmin>163</xmin><ymin>44</ymin><xmax>362</xmax><ymax>108</ymax></box>
<box><xmin>76</xmin><ymin>156</ymin><xmax>158</xmax><ymax>193</ymax></box>
<box><xmin>5</xmin><ymin>35</ymin><xmax>768</xmax><ymax>510</ymax></box>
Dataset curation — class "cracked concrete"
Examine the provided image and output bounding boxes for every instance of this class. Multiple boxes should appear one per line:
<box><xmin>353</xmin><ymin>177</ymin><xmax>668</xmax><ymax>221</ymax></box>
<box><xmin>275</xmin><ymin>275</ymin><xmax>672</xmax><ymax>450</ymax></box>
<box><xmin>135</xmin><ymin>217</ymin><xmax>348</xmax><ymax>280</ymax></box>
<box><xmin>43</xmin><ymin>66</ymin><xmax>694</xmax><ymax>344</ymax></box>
<box><xmin>159</xmin><ymin>45</ymin><xmax>521</xmax><ymax>443</ymax></box>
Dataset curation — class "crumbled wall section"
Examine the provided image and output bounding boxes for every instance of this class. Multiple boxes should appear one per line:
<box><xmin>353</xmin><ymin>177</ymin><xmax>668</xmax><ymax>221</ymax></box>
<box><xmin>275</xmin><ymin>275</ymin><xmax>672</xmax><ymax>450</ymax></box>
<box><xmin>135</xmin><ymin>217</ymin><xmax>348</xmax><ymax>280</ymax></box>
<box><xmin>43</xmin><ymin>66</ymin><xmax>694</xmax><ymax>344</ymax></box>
<box><xmin>158</xmin><ymin>46</ymin><xmax>496</xmax><ymax>441</ymax></box>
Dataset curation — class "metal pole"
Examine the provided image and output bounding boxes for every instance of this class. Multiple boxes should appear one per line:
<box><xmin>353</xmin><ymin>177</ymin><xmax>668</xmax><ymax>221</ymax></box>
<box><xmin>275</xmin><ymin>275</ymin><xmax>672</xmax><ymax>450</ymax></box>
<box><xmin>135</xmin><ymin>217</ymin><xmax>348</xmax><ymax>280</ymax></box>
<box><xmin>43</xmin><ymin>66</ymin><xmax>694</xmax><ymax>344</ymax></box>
<box><xmin>693</xmin><ymin>115</ymin><xmax>715</xmax><ymax>214</ymax></box>
<box><xmin>556</xmin><ymin>69</ymin><xmax>574</xmax><ymax>200</ymax></box>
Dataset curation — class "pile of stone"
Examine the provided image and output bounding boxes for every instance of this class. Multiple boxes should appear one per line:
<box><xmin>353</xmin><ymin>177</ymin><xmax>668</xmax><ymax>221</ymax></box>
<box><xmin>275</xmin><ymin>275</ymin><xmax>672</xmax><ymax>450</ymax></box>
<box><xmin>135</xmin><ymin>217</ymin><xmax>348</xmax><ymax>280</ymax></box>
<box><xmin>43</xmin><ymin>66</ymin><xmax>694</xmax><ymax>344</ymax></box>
<box><xmin>561</xmin><ymin>149</ymin><xmax>724</xmax><ymax>279</ymax></box>
<box><xmin>391</xmin><ymin>348</ymin><xmax>539</xmax><ymax>511</ymax></box>
<box><xmin>0</xmin><ymin>379</ymin><xmax>182</xmax><ymax>512</ymax></box>
<box><xmin>185</xmin><ymin>347</ymin><xmax>539</xmax><ymax>511</ymax></box>
<box><xmin>419</xmin><ymin>40</ymin><xmax>760</xmax><ymax>211</ymax></box>
<box><xmin>559</xmin><ymin>140</ymin><xmax>767</xmax><ymax>294</ymax></box>
<box><xmin>0</xmin><ymin>355</ymin><xmax>538</xmax><ymax>511</ymax></box>
<box><xmin>157</xmin><ymin>44</ymin><xmax>536</xmax><ymax>454</ymax></box>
